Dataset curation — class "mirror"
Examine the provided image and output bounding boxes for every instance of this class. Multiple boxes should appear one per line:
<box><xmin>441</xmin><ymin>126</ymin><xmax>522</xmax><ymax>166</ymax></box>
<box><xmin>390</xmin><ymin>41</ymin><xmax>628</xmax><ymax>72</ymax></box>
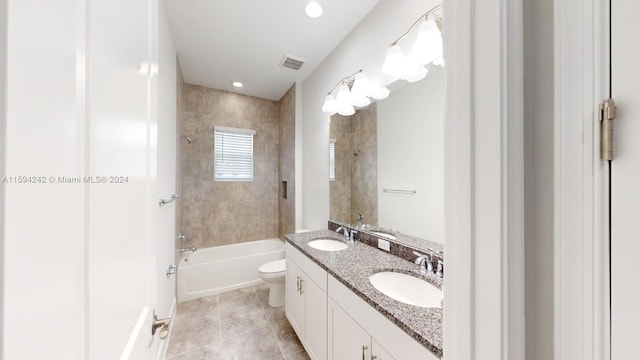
<box><xmin>329</xmin><ymin>66</ymin><xmax>445</xmax><ymax>246</ymax></box>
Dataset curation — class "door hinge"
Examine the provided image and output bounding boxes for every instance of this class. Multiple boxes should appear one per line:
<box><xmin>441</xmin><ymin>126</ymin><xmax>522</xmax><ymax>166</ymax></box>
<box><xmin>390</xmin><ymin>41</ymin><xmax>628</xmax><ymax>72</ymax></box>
<box><xmin>600</xmin><ymin>98</ymin><xmax>617</xmax><ymax>161</ymax></box>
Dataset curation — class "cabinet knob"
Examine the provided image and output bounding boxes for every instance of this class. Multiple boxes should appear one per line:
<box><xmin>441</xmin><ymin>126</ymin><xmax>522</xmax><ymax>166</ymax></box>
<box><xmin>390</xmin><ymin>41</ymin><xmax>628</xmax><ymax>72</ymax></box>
<box><xmin>299</xmin><ymin>279</ymin><xmax>304</xmax><ymax>295</ymax></box>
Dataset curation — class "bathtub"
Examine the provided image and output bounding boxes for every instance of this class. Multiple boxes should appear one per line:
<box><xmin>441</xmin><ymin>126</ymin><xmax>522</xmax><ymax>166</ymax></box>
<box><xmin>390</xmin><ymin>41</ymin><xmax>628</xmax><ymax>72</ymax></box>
<box><xmin>177</xmin><ymin>238</ymin><xmax>285</xmax><ymax>302</ymax></box>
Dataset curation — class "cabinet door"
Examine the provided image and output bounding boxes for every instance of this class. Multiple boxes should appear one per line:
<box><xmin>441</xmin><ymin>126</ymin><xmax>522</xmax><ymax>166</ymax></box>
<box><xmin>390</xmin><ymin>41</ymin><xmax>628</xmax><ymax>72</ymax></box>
<box><xmin>328</xmin><ymin>298</ymin><xmax>372</xmax><ymax>360</ymax></box>
<box><xmin>303</xmin><ymin>277</ymin><xmax>327</xmax><ymax>360</ymax></box>
<box><xmin>372</xmin><ymin>339</ymin><xmax>395</xmax><ymax>360</ymax></box>
<box><xmin>286</xmin><ymin>257</ymin><xmax>305</xmax><ymax>340</ymax></box>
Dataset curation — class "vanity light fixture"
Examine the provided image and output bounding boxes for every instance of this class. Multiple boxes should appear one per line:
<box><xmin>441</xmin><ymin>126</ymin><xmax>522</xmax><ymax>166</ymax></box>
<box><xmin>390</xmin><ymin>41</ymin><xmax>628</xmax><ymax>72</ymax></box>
<box><xmin>381</xmin><ymin>4</ymin><xmax>443</xmax><ymax>82</ymax></box>
<box><xmin>321</xmin><ymin>69</ymin><xmax>385</xmax><ymax>116</ymax></box>
<box><xmin>305</xmin><ymin>1</ymin><xmax>323</xmax><ymax>18</ymax></box>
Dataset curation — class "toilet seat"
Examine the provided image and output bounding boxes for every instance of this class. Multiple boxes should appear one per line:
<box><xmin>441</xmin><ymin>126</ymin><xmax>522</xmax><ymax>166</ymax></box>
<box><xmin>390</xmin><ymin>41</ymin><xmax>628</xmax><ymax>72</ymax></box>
<box><xmin>259</xmin><ymin>259</ymin><xmax>286</xmax><ymax>274</ymax></box>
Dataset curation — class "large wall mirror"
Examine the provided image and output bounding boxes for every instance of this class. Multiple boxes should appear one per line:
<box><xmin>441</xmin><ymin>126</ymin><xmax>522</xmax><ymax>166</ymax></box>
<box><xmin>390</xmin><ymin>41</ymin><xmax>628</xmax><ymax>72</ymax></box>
<box><xmin>329</xmin><ymin>66</ymin><xmax>445</xmax><ymax>246</ymax></box>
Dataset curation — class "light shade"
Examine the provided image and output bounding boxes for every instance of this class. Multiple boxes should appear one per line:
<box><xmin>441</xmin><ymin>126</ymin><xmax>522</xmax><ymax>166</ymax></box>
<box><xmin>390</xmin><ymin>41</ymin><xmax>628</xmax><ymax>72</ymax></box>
<box><xmin>321</xmin><ymin>94</ymin><xmax>338</xmax><ymax>114</ymax></box>
<box><xmin>338</xmin><ymin>106</ymin><xmax>355</xmax><ymax>116</ymax></box>
<box><xmin>369</xmin><ymin>86</ymin><xmax>390</xmax><ymax>100</ymax></box>
<box><xmin>352</xmin><ymin>96</ymin><xmax>371</xmax><ymax>108</ymax></box>
<box><xmin>381</xmin><ymin>44</ymin><xmax>409</xmax><ymax>78</ymax></box>
<box><xmin>411</xmin><ymin>20</ymin><xmax>443</xmax><ymax>66</ymax></box>
<box><xmin>350</xmin><ymin>72</ymin><xmax>370</xmax><ymax>98</ymax></box>
<box><xmin>403</xmin><ymin>66</ymin><xmax>428</xmax><ymax>82</ymax></box>
<box><xmin>305</xmin><ymin>1</ymin><xmax>323</xmax><ymax>18</ymax></box>
<box><xmin>335</xmin><ymin>83</ymin><xmax>353</xmax><ymax>109</ymax></box>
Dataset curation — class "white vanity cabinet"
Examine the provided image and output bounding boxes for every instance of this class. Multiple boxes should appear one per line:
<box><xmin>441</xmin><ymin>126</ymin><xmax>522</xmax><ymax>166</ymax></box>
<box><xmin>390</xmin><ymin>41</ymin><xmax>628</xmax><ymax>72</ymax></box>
<box><xmin>328</xmin><ymin>275</ymin><xmax>438</xmax><ymax>360</ymax></box>
<box><xmin>285</xmin><ymin>243</ymin><xmax>327</xmax><ymax>360</ymax></box>
<box><xmin>328</xmin><ymin>298</ymin><xmax>395</xmax><ymax>360</ymax></box>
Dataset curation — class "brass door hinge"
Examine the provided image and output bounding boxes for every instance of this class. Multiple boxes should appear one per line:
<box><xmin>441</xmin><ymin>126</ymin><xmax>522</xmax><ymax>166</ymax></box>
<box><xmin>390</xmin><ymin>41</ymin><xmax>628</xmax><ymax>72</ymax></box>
<box><xmin>600</xmin><ymin>98</ymin><xmax>617</xmax><ymax>160</ymax></box>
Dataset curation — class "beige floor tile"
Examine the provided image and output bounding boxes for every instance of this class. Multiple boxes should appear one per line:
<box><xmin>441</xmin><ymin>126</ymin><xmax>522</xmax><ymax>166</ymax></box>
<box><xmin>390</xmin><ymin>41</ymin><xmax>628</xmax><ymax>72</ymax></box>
<box><xmin>168</xmin><ymin>285</ymin><xmax>307</xmax><ymax>360</ymax></box>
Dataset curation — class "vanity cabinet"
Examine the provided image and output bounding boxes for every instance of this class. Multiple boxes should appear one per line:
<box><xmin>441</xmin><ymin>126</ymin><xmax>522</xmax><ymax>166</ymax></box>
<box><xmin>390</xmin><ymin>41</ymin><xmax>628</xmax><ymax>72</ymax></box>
<box><xmin>328</xmin><ymin>275</ymin><xmax>438</xmax><ymax>360</ymax></box>
<box><xmin>328</xmin><ymin>298</ymin><xmax>395</xmax><ymax>360</ymax></box>
<box><xmin>285</xmin><ymin>243</ymin><xmax>327</xmax><ymax>360</ymax></box>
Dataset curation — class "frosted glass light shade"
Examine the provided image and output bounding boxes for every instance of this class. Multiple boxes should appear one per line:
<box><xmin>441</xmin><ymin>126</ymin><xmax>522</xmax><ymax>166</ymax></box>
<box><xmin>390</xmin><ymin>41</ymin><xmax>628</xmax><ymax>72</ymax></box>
<box><xmin>381</xmin><ymin>45</ymin><xmax>409</xmax><ymax>78</ymax></box>
<box><xmin>403</xmin><ymin>66</ymin><xmax>428</xmax><ymax>82</ymax></box>
<box><xmin>411</xmin><ymin>20</ymin><xmax>443</xmax><ymax>66</ymax></box>
<box><xmin>351</xmin><ymin>72</ymin><xmax>370</xmax><ymax>98</ymax></box>
<box><xmin>335</xmin><ymin>84</ymin><xmax>353</xmax><ymax>109</ymax></box>
<box><xmin>352</xmin><ymin>96</ymin><xmax>371</xmax><ymax>108</ymax></box>
<box><xmin>338</xmin><ymin>106</ymin><xmax>355</xmax><ymax>116</ymax></box>
<box><xmin>369</xmin><ymin>87</ymin><xmax>390</xmax><ymax>100</ymax></box>
<box><xmin>322</xmin><ymin>94</ymin><xmax>338</xmax><ymax>114</ymax></box>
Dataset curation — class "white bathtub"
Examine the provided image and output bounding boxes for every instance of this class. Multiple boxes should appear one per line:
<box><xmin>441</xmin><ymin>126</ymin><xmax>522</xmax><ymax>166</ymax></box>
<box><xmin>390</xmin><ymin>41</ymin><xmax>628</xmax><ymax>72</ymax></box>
<box><xmin>177</xmin><ymin>238</ymin><xmax>285</xmax><ymax>302</ymax></box>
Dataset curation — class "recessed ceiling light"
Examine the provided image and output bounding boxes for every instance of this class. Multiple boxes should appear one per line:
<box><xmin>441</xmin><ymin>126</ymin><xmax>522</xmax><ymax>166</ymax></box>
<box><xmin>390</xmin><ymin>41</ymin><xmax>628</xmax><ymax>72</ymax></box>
<box><xmin>305</xmin><ymin>1</ymin><xmax>323</xmax><ymax>18</ymax></box>
<box><xmin>232</xmin><ymin>81</ymin><xmax>243</xmax><ymax>88</ymax></box>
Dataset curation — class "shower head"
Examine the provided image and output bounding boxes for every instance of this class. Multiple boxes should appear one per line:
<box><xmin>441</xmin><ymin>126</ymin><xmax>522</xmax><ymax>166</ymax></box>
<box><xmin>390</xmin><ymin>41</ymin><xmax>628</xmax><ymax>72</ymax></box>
<box><xmin>180</xmin><ymin>134</ymin><xmax>194</xmax><ymax>144</ymax></box>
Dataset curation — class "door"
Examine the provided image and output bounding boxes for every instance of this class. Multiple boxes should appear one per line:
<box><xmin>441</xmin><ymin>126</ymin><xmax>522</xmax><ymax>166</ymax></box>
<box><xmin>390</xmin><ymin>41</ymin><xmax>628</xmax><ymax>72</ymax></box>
<box><xmin>372</xmin><ymin>339</ymin><xmax>395</xmax><ymax>360</ymax></box>
<box><xmin>327</xmin><ymin>298</ymin><xmax>371</xmax><ymax>360</ymax></box>
<box><xmin>286</xmin><ymin>258</ymin><xmax>305</xmax><ymax>339</ymax></box>
<box><xmin>611</xmin><ymin>0</ymin><xmax>640</xmax><ymax>358</ymax></box>
<box><xmin>88</xmin><ymin>0</ymin><xmax>163</xmax><ymax>358</ymax></box>
<box><xmin>153</xmin><ymin>2</ymin><xmax>178</xmax><ymax>358</ymax></box>
<box><xmin>303</xmin><ymin>274</ymin><xmax>327</xmax><ymax>360</ymax></box>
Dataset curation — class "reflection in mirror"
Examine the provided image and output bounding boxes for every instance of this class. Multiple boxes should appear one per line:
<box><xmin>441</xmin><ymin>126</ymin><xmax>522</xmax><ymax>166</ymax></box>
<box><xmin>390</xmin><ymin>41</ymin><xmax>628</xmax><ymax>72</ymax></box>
<box><xmin>329</xmin><ymin>66</ymin><xmax>445</xmax><ymax>246</ymax></box>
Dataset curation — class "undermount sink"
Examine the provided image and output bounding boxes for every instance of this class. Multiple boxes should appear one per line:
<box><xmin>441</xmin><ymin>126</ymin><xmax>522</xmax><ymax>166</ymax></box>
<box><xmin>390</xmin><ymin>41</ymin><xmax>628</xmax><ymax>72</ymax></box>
<box><xmin>369</xmin><ymin>271</ymin><xmax>442</xmax><ymax>308</ymax></box>
<box><xmin>371</xmin><ymin>231</ymin><xmax>397</xmax><ymax>240</ymax></box>
<box><xmin>307</xmin><ymin>238</ymin><xmax>349</xmax><ymax>251</ymax></box>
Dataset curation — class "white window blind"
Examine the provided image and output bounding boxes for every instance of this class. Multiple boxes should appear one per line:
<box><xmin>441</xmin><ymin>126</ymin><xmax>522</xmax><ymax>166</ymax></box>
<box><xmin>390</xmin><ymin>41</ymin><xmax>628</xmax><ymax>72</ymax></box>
<box><xmin>329</xmin><ymin>139</ymin><xmax>336</xmax><ymax>181</ymax></box>
<box><xmin>214</xmin><ymin>126</ymin><xmax>256</xmax><ymax>181</ymax></box>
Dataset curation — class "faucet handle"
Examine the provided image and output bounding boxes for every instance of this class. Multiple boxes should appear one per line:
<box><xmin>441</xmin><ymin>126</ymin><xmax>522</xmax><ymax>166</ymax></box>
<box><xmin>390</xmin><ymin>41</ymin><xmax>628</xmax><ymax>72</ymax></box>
<box><xmin>436</xmin><ymin>260</ymin><xmax>444</xmax><ymax>279</ymax></box>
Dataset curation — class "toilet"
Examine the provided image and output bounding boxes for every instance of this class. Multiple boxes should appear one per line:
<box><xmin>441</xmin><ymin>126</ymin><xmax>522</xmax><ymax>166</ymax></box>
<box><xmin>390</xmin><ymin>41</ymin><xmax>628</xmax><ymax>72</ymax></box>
<box><xmin>258</xmin><ymin>259</ymin><xmax>286</xmax><ymax>307</ymax></box>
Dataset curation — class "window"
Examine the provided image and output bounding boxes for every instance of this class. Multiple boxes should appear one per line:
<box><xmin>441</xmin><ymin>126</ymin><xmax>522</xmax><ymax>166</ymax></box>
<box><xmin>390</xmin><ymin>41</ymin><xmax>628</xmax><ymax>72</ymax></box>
<box><xmin>214</xmin><ymin>126</ymin><xmax>255</xmax><ymax>181</ymax></box>
<box><xmin>329</xmin><ymin>139</ymin><xmax>336</xmax><ymax>181</ymax></box>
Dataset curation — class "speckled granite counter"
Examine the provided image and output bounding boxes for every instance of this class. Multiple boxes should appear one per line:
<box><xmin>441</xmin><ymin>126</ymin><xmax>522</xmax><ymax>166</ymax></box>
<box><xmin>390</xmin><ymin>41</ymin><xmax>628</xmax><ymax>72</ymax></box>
<box><xmin>284</xmin><ymin>230</ymin><xmax>443</xmax><ymax>358</ymax></box>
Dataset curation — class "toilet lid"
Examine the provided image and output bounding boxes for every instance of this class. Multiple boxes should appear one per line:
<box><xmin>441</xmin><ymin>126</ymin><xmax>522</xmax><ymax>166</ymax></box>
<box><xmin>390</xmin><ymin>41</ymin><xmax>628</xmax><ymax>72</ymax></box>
<box><xmin>259</xmin><ymin>259</ymin><xmax>286</xmax><ymax>273</ymax></box>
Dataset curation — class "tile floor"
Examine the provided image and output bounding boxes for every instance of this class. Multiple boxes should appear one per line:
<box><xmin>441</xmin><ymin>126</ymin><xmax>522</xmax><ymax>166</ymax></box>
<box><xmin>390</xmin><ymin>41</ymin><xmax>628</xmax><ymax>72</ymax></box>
<box><xmin>167</xmin><ymin>283</ymin><xmax>310</xmax><ymax>360</ymax></box>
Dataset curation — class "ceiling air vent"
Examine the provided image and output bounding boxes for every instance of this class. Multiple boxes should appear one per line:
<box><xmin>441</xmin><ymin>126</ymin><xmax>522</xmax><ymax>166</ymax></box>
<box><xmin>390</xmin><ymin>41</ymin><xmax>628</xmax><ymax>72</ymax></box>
<box><xmin>280</xmin><ymin>54</ymin><xmax>305</xmax><ymax>70</ymax></box>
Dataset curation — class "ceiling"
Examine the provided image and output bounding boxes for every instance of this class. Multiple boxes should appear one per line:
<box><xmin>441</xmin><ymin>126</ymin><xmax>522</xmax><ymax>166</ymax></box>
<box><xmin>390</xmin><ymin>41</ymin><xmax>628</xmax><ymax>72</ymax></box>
<box><xmin>163</xmin><ymin>0</ymin><xmax>382</xmax><ymax>101</ymax></box>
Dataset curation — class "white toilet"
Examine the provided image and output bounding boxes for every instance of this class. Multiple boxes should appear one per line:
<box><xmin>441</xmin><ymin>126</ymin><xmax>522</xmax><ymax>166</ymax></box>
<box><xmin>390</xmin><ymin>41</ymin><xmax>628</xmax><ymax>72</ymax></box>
<box><xmin>258</xmin><ymin>259</ymin><xmax>286</xmax><ymax>307</ymax></box>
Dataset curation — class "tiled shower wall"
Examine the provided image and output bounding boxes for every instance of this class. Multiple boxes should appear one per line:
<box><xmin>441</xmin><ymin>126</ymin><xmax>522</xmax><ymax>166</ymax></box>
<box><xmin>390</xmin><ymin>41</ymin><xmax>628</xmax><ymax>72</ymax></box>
<box><xmin>329</xmin><ymin>105</ymin><xmax>377</xmax><ymax>226</ymax></box>
<box><xmin>278</xmin><ymin>85</ymin><xmax>296</xmax><ymax>238</ymax></box>
<box><xmin>350</xmin><ymin>104</ymin><xmax>378</xmax><ymax>226</ymax></box>
<box><xmin>329</xmin><ymin>113</ymin><xmax>352</xmax><ymax>224</ymax></box>
<box><xmin>179</xmin><ymin>83</ymin><xmax>295</xmax><ymax>249</ymax></box>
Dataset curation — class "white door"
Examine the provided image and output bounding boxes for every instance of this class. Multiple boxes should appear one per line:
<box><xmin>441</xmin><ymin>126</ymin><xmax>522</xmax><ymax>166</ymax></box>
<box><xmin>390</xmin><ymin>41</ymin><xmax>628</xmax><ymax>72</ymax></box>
<box><xmin>611</xmin><ymin>0</ymin><xmax>640</xmax><ymax>358</ymax></box>
<box><xmin>285</xmin><ymin>258</ymin><xmax>305</xmax><ymax>339</ymax></box>
<box><xmin>88</xmin><ymin>0</ymin><xmax>166</xmax><ymax>358</ymax></box>
<box><xmin>327</xmin><ymin>298</ymin><xmax>371</xmax><ymax>360</ymax></box>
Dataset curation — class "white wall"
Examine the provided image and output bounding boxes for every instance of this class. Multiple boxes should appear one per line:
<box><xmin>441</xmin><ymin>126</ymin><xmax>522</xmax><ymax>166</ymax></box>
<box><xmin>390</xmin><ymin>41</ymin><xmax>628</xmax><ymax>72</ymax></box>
<box><xmin>377</xmin><ymin>67</ymin><xmax>444</xmax><ymax>243</ymax></box>
<box><xmin>301</xmin><ymin>0</ymin><xmax>440</xmax><ymax>230</ymax></box>
<box><xmin>523</xmin><ymin>0</ymin><xmax>554</xmax><ymax>358</ymax></box>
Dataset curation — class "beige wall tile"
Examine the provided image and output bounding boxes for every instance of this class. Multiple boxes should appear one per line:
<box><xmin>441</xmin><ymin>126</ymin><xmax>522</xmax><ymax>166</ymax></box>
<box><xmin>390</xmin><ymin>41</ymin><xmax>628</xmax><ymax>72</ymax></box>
<box><xmin>180</xmin><ymin>84</ymin><xmax>283</xmax><ymax>249</ymax></box>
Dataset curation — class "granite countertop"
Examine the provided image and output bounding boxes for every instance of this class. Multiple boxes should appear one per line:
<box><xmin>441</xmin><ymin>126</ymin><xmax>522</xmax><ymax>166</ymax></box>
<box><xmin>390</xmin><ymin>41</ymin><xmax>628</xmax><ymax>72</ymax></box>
<box><xmin>284</xmin><ymin>229</ymin><xmax>443</xmax><ymax>358</ymax></box>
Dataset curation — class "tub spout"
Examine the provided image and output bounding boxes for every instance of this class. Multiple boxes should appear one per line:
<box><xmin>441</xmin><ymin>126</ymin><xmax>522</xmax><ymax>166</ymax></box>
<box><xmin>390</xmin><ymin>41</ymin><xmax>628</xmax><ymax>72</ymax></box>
<box><xmin>178</xmin><ymin>246</ymin><xmax>197</xmax><ymax>254</ymax></box>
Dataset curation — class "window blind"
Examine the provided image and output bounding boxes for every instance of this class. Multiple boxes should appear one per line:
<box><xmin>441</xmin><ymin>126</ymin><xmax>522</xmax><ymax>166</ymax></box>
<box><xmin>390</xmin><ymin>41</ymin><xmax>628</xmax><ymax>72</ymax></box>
<box><xmin>329</xmin><ymin>140</ymin><xmax>336</xmax><ymax>181</ymax></box>
<box><xmin>214</xmin><ymin>126</ymin><xmax>255</xmax><ymax>181</ymax></box>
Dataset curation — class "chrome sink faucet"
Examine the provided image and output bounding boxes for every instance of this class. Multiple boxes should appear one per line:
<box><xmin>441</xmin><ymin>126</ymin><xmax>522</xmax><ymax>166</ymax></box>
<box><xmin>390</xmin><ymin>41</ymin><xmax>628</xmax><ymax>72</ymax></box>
<box><xmin>414</xmin><ymin>248</ymin><xmax>443</xmax><ymax>279</ymax></box>
<box><xmin>336</xmin><ymin>226</ymin><xmax>350</xmax><ymax>239</ymax></box>
<box><xmin>414</xmin><ymin>251</ymin><xmax>434</xmax><ymax>274</ymax></box>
